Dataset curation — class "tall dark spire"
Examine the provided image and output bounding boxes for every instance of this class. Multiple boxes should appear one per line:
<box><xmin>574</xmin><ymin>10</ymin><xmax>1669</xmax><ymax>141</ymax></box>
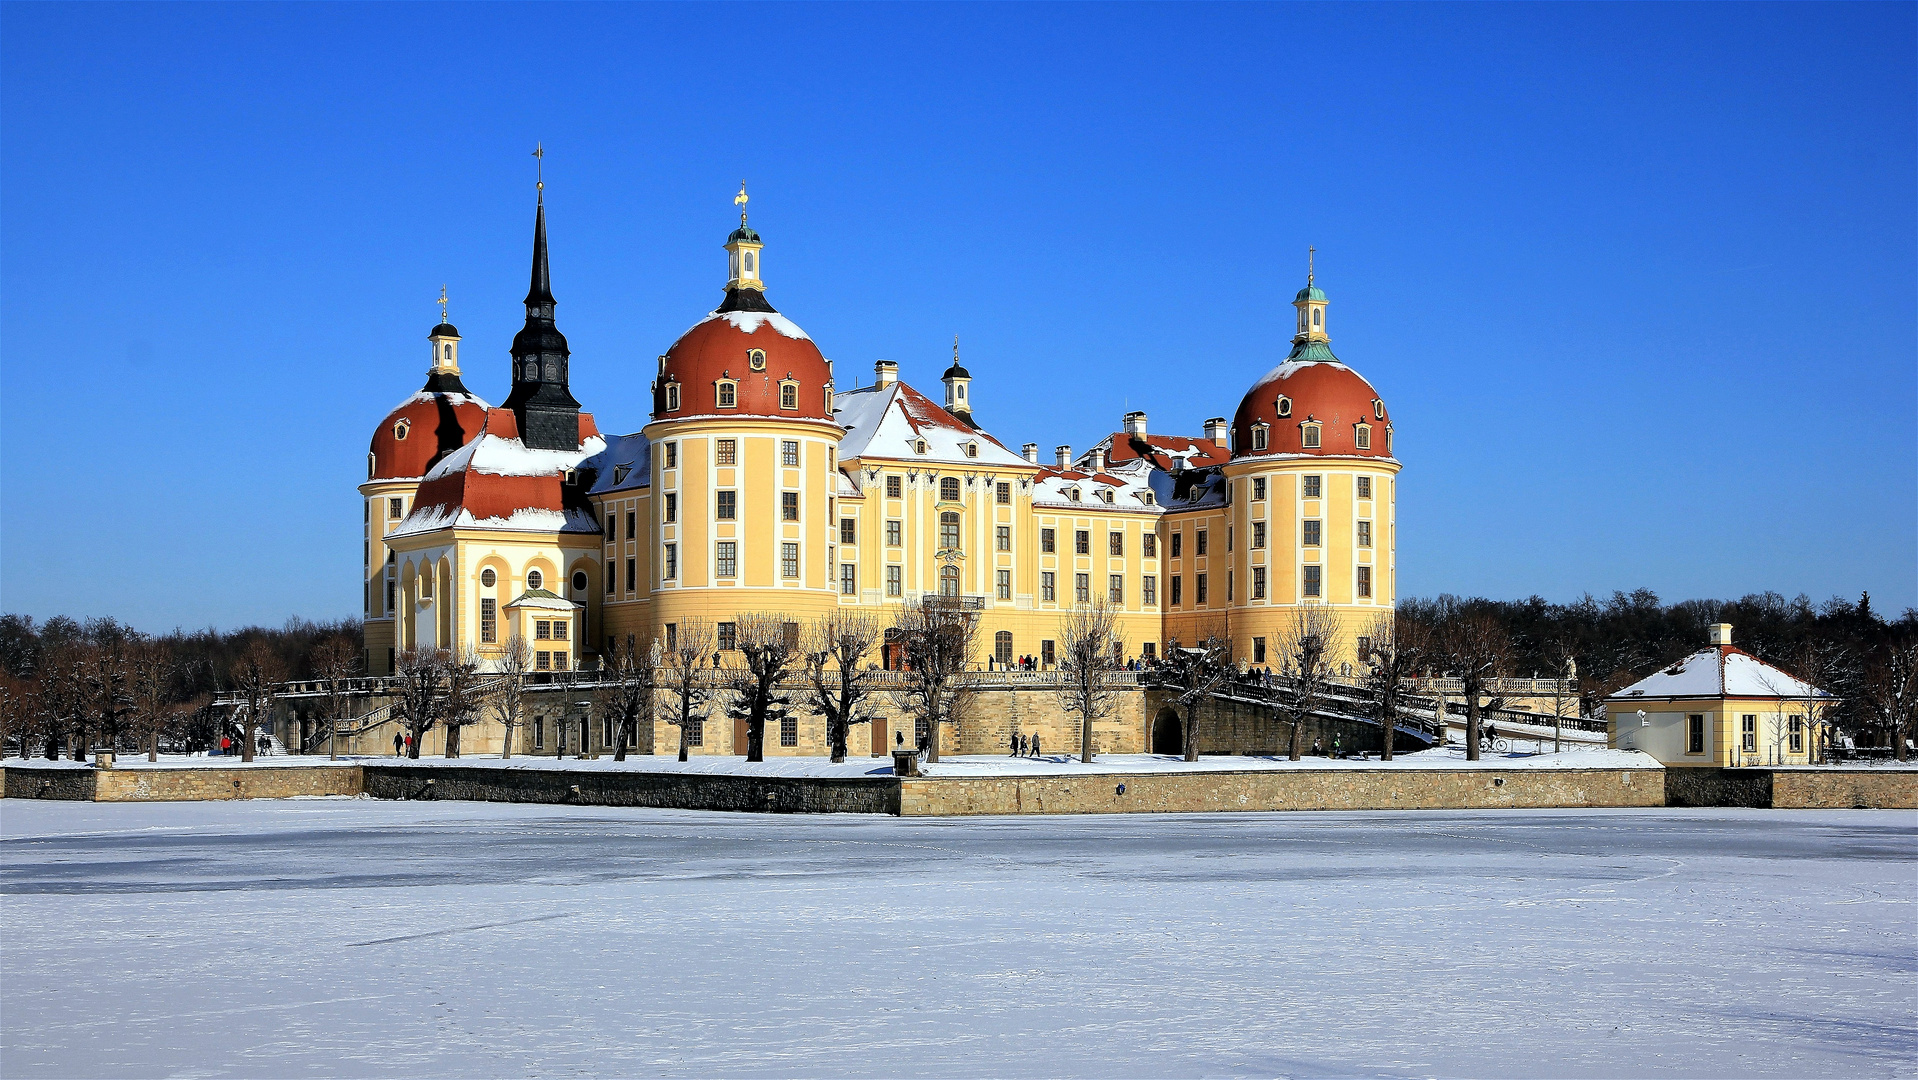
<box><xmin>503</xmin><ymin>168</ymin><xmax>580</xmax><ymax>451</ymax></box>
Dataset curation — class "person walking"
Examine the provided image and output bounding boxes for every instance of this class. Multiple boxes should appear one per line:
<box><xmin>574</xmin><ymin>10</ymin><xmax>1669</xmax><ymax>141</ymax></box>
<box><xmin>393</xmin><ymin>730</ymin><xmax>404</xmax><ymax>756</ymax></box>
<box><xmin>1332</xmin><ymin>734</ymin><xmax>1342</xmax><ymax>759</ymax></box>
<box><xmin>1312</xmin><ymin>737</ymin><xmax>1323</xmax><ymax>756</ymax></box>
<box><xmin>1031</xmin><ymin>733</ymin><xmax>1041</xmax><ymax>759</ymax></box>
<box><xmin>1009</xmin><ymin>730</ymin><xmax>1019</xmax><ymax>757</ymax></box>
<box><xmin>219</xmin><ymin>735</ymin><xmax>231</xmax><ymax>757</ymax></box>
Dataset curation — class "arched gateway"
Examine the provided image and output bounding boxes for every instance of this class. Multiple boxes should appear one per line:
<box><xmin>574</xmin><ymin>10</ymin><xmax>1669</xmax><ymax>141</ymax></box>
<box><xmin>1151</xmin><ymin>709</ymin><xmax>1183</xmax><ymax>755</ymax></box>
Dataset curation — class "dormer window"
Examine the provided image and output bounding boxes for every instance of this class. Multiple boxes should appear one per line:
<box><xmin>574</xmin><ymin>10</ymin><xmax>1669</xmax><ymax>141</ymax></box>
<box><xmin>748</xmin><ymin>349</ymin><xmax>767</xmax><ymax>371</ymax></box>
<box><xmin>779</xmin><ymin>379</ymin><xmax>799</xmax><ymax>410</ymax></box>
<box><xmin>367</xmin><ymin>453</ymin><xmax>376</xmax><ymax>479</ymax></box>
<box><xmin>1301</xmin><ymin>422</ymin><xmax>1322</xmax><ymax>449</ymax></box>
<box><xmin>914</xmin><ymin>440</ymin><xmax>927</xmax><ymax>455</ymax></box>
<box><xmin>1141</xmin><ymin>491</ymin><xmax>1155</xmax><ymax>505</ymax></box>
<box><xmin>1276</xmin><ymin>396</ymin><xmax>1292</xmax><ymax>418</ymax></box>
<box><xmin>664</xmin><ymin>382</ymin><xmax>680</xmax><ymax>411</ymax></box>
<box><xmin>1354</xmin><ymin>423</ymin><xmax>1371</xmax><ymax>450</ymax></box>
<box><xmin>1251</xmin><ymin>424</ymin><xmax>1269</xmax><ymax>452</ymax></box>
<box><xmin>716</xmin><ymin>380</ymin><xmax>737</xmax><ymax>409</ymax></box>
<box><xmin>612</xmin><ymin>464</ymin><xmax>631</xmax><ymax>485</ymax></box>
<box><xmin>393</xmin><ymin>420</ymin><xmax>410</xmax><ymax>441</ymax></box>
<box><xmin>1386</xmin><ymin>426</ymin><xmax>1394</xmax><ymax>453</ymax></box>
<box><xmin>1069</xmin><ymin>487</ymin><xmax>1082</xmax><ymax>503</ymax></box>
<box><xmin>1101</xmin><ymin>490</ymin><xmax>1114</xmax><ymax>504</ymax></box>
<box><xmin>964</xmin><ymin>442</ymin><xmax>978</xmax><ymax>458</ymax></box>
<box><xmin>562</xmin><ymin>469</ymin><xmax>577</xmax><ymax>485</ymax></box>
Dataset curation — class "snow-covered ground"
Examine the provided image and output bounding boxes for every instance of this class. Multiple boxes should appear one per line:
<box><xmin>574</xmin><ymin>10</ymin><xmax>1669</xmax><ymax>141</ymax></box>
<box><xmin>2</xmin><ymin>803</ymin><xmax>1912</xmax><ymax>1079</ymax></box>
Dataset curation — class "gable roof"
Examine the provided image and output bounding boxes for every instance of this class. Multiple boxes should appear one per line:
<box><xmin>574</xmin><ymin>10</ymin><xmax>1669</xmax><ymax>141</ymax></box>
<box><xmin>833</xmin><ymin>380</ymin><xmax>1030</xmax><ymax>468</ymax></box>
<box><xmin>1091</xmin><ymin>431</ymin><xmax>1231</xmax><ymax>472</ymax></box>
<box><xmin>1608</xmin><ymin>646</ymin><xmax>1832</xmax><ymax>702</ymax></box>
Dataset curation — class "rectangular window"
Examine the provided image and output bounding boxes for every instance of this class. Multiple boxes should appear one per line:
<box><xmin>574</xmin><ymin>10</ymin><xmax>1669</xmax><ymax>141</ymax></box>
<box><xmin>1357</xmin><ymin>520</ymin><xmax>1372</xmax><ymax>548</ymax></box>
<box><xmin>886</xmin><ymin>475</ymin><xmax>902</xmax><ymax>498</ymax></box>
<box><xmin>716</xmin><ymin>622</ymin><xmax>737</xmax><ymax>652</ymax></box>
<box><xmin>536</xmin><ymin>651</ymin><xmax>551</xmax><ymax>671</ymax></box>
<box><xmin>1253</xmin><ymin>637</ymin><xmax>1267</xmax><ymax>664</ymax></box>
<box><xmin>480</xmin><ymin>599</ymin><xmax>497</xmax><ymax>643</ymax></box>
<box><xmin>781</xmin><ymin>542</ymin><xmax>799</xmax><ymax>578</ymax></box>
<box><xmin>717</xmin><ymin>491</ymin><xmax>737</xmax><ymax>520</ymax></box>
<box><xmin>553</xmin><ymin>650</ymin><xmax>568</xmax><ymax>671</ymax></box>
<box><xmin>1355</xmin><ymin>426</ymin><xmax>1371</xmax><ymax>450</ymax></box>
<box><xmin>885</xmin><ymin>519</ymin><xmax>901</xmax><ymax>546</ymax></box>
<box><xmin>837</xmin><ymin>518</ymin><xmax>855</xmax><ymax>544</ymax></box>
<box><xmin>665</xmin><ymin>623</ymin><xmax>677</xmax><ymax>652</ymax></box>
<box><xmin>717</xmin><ymin>383</ymin><xmax>736</xmax><ymax>408</ymax></box>
<box><xmin>1075</xmin><ymin>530</ymin><xmax>1090</xmax><ymax>555</ymax></box>
<box><xmin>1303</xmin><ymin>475</ymin><xmax>1322</xmax><ymax>498</ymax></box>
<box><xmin>535</xmin><ymin>620</ymin><xmax>551</xmax><ymax>640</ymax></box>
<box><xmin>604</xmin><ymin>512</ymin><xmax>615</xmax><ymax>540</ymax></box>
<box><xmin>716</xmin><ymin>439</ymin><xmax>736</xmax><ymax>466</ymax></box>
<box><xmin>533</xmin><ymin>718</ymin><xmax>545</xmax><ymax>749</ymax></box>
<box><xmin>886</xmin><ymin>565</ymin><xmax>902</xmax><ymax>597</ymax></box>
<box><xmin>1227</xmin><ymin>525</ymin><xmax>1233</xmax><ymax>552</ymax></box>
<box><xmin>1041</xmin><ymin>528</ymin><xmax>1056</xmax><ymax>553</ymax></box>
<box><xmin>1789</xmin><ymin>716</ymin><xmax>1805</xmax><ymax>753</ymax></box>
<box><xmin>996</xmin><ymin>526</ymin><xmax>1011</xmax><ymax>551</ymax></box>
<box><xmin>1356</xmin><ymin>636</ymin><xmax>1372</xmax><ymax>659</ymax></box>
<box><xmin>1196</xmin><ymin>530</ymin><xmax>1208</xmax><ymax>556</ymax></box>
<box><xmin>1252</xmin><ymin>566</ymin><xmax>1267</xmax><ymax>600</ymax></box>
<box><xmin>386</xmin><ymin>580</ymin><xmax>396</xmax><ymax>613</ymax></box>
<box><xmin>1252</xmin><ymin>478</ymin><xmax>1266</xmax><ymax>501</ymax></box>
<box><xmin>1108</xmin><ymin>532</ymin><xmax>1124</xmax><ymax>556</ymax></box>
<box><xmin>1357</xmin><ymin>565</ymin><xmax>1373</xmax><ymax>598</ymax></box>
<box><xmin>625</xmin><ymin>557</ymin><xmax>636</xmax><ymax>592</ymax></box>
<box><xmin>664</xmin><ymin>494</ymin><xmax>677</xmax><ymax>523</ymax></box>
<box><xmin>663</xmin><ymin>543</ymin><xmax>678</xmax><ymax>580</ymax></box>
<box><xmin>664</xmin><ymin>442</ymin><xmax>678</xmax><ymax>469</ymax></box>
<box><xmin>782</xmin><ymin>492</ymin><xmax>800</xmax><ymax>521</ymax></box>
<box><xmin>780</xmin><ymin>715</ymin><xmax>798</xmax><ymax>748</ymax></box>
<box><xmin>1303</xmin><ymin>520</ymin><xmax>1322</xmax><ymax>546</ymax></box>
<box><xmin>1041</xmin><ymin>571</ymin><xmax>1056</xmax><ymax>602</ymax></box>
<box><xmin>841</xmin><ymin>563</ymin><xmax>857</xmax><ymax>595</ymax></box>
<box><xmin>626</xmin><ymin>510</ymin><xmax>637</xmax><ymax>540</ymax></box>
<box><xmin>389</xmin><ymin>497</ymin><xmax>403</xmax><ymax>520</ymax></box>
<box><xmin>1687</xmin><ymin>714</ymin><xmax>1706</xmax><ymax>754</ymax></box>
<box><xmin>665</xmin><ymin>383</ymin><xmax>680</xmax><ymax>411</ymax></box>
<box><xmin>554</xmin><ymin>620</ymin><xmax>570</xmax><ymax>641</ymax></box>
<box><xmin>996</xmin><ymin>569</ymin><xmax>1012</xmax><ymax>600</ymax></box>
<box><xmin>1142</xmin><ymin>575</ymin><xmax>1157</xmax><ymax>606</ymax></box>
<box><xmin>1741</xmin><ymin>715</ymin><xmax>1757</xmax><ymax>752</ymax></box>
<box><xmin>1042</xmin><ymin>639</ymin><xmax>1055</xmax><ymax>667</ymax></box>
<box><xmin>1171</xmin><ymin>533</ymin><xmax>1182</xmax><ymax>559</ymax></box>
<box><xmin>1227</xmin><ymin>569</ymin><xmax>1233</xmax><ymax>603</ymax></box>
<box><xmin>1196</xmin><ymin>573</ymin><xmax>1208</xmax><ymax>604</ymax></box>
<box><xmin>1170</xmin><ymin>575</ymin><xmax>1182</xmax><ymax>606</ymax></box>
<box><xmin>686</xmin><ymin>716</ymin><xmax>704</xmax><ymax>747</ymax></box>
<box><xmin>1252</xmin><ymin>522</ymin><xmax>1266</xmax><ymax>549</ymax></box>
<box><xmin>781</xmin><ymin>440</ymin><xmax>800</xmax><ymax>467</ymax></box>
<box><xmin>1356</xmin><ymin>476</ymin><xmax>1372</xmax><ymax>499</ymax></box>
<box><xmin>1302</xmin><ymin>426</ymin><xmax>1321</xmax><ymax>449</ymax></box>
<box><xmin>996</xmin><ymin>482</ymin><xmax>1011</xmax><ymax>505</ymax></box>
<box><xmin>781</xmin><ymin>383</ymin><xmax>798</xmax><ymax>410</ymax></box>
<box><xmin>716</xmin><ymin>541</ymin><xmax>737</xmax><ymax>578</ymax></box>
<box><xmin>1075</xmin><ymin>573</ymin><xmax>1090</xmax><ymax>604</ymax></box>
<box><xmin>1108</xmin><ymin>574</ymin><xmax>1124</xmax><ymax>605</ymax></box>
<box><xmin>1142</xmin><ymin>533</ymin><xmax>1156</xmax><ymax>558</ymax></box>
<box><xmin>1302</xmin><ymin>565</ymin><xmax>1321</xmax><ymax>597</ymax></box>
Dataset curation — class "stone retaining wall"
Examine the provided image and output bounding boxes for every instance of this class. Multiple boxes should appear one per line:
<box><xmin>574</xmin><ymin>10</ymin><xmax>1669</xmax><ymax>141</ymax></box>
<box><xmin>93</xmin><ymin>766</ymin><xmax>363</xmax><ymax>802</ymax></box>
<box><xmin>898</xmin><ymin>766</ymin><xmax>1663</xmax><ymax>816</ymax></box>
<box><xmin>1664</xmin><ymin>767</ymin><xmax>1916</xmax><ymax>809</ymax></box>
<box><xmin>359</xmin><ymin>766</ymin><xmax>898</xmax><ymax>815</ymax></box>
<box><xmin>2</xmin><ymin>765</ymin><xmax>96</xmax><ymax>801</ymax></box>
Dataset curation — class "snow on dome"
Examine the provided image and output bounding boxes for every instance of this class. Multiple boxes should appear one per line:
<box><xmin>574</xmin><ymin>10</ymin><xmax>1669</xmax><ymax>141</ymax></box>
<box><xmin>390</xmin><ymin>409</ymin><xmax>605</xmax><ymax>540</ymax></box>
<box><xmin>369</xmin><ymin>386</ymin><xmax>493</xmax><ymax>481</ymax></box>
<box><xmin>1231</xmin><ymin>348</ymin><xmax>1391</xmax><ymax>462</ymax></box>
<box><xmin>654</xmin><ymin>306</ymin><xmax>834</xmax><ymax>421</ymax></box>
<box><xmin>707</xmin><ymin>309</ymin><xmax>811</xmax><ymax>341</ymax></box>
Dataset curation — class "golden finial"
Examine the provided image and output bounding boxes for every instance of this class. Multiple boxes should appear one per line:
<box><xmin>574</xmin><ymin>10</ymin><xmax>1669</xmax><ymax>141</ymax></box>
<box><xmin>1307</xmin><ymin>245</ymin><xmax>1315</xmax><ymax>286</ymax></box>
<box><xmin>533</xmin><ymin>142</ymin><xmax>545</xmax><ymax>201</ymax></box>
<box><xmin>734</xmin><ymin>180</ymin><xmax>749</xmax><ymax>226</ymax></box>
<box><xmin>437</xmin><ymin>285</ymin><xmax>449</xmax><ymax>324</ymax></box>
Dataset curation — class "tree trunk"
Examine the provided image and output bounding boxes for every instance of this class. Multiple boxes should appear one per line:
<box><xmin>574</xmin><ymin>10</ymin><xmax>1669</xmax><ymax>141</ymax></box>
<box><xmin>1463</xmin><ymin>683</ymin><xmax>1481</xmax><ymax>761</ymax></box>
<box><xmin>445</xmin><ymin>724</ymin><xmax>460</xmax><ymax>758</ymax></box>
<box><xmin>679</xmin><ymin>720</ymin><xmax>691</xmax><ymax>762</ymax></box>
<box><xmin>1184</xmin><ymin>705</ymin><xmax>1199</xmax><ymax>762</ymax></box>
<box><xmin>149</xmin><ymin>727</ymin><xmax>160</xmax><ymax>763</ymax></box>
<box><xmin>408</xmin><ymin>730</ymin><xmax>421</xmax><ymax>759</ymax></box>
<box><xmin>239</xmin><ymin>714</ymin><xmax>255</xmax><ymax>762</ymax></box>
<box><xmin>830</xmin><ymin>720</ymin><xmax>847</xmax><ymax>764</ymax></box>
<box><xmin>1897</xmin><ymin>720</ymin><xmax>1909</xmax><ymax>762</ymax></box>
<box><xmin>745</xmin><ymin>718</ymin><xmax>764</xmax><ymax>762</ymax></box>
<box><xmin>925</xmin><ymin>704</ymin><xmax>941</xmax><ymax>763</ymax></box>
<box><xmin>614</xmin><ymin>717</ymin><xmax>629</xmax><ymax>762</ymax></box>
<box><xmin>1380</xmin><ymin>692</ymin><xmax>1396</xmax><ymax>762</ymax></box>
<box><xmin>501</xmin><ymin>722</ymin><xmax>514</xmax><ymax>760</ymax></box>
<box><xmin>1080</xmin><ymin>703</ymin><xmax>1094</xmax><ymax>764</ymax></box>
<box><xmin>1288</xmin><ymin>709</ymin><xmax>1304</xmax><ymax>761</ymax></box>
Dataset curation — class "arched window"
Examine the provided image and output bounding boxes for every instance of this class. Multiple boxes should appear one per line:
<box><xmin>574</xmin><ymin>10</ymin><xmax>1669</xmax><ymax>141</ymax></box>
<box><xmin>939</xmin><ymin>511</ymin><xmax>960</xmax><ymax>550</ymax></box>
<box><xmin>1312</xmin><ymin>309</ymin><xmax>1322</xmax><ymax>327</ymax></box>
<box><xmin>1068</xmin><ymin>487</ymin><xmax>1081</xmax><ymax>502</ymax></box>
<box><xmin>744</xmin><ymin>250</ymin><xmax>755</xmax><ymax>273</ymax></box>
<box><xmin>995</xmin><ymin>631</ymin><xmax>1013</xmax><ymax>664</ymax></box>
<box><xmin>939</xmin><ymin>565</ymin><xmax>960</xmax><ymax>597</ymax></box>
<box><xmin>443</xmin><ymin>344</ymin><xmax>453</xmax><ymax>359</ymax></box>
<box><xmin>527</xmin><ymin>570</ymin><xmax>544</xmax><ymax>590</ymax></box>
<box><xmin>940</xmin><ymin>477</ymin><xmax>961</xmax><ymax>501</ymax></box>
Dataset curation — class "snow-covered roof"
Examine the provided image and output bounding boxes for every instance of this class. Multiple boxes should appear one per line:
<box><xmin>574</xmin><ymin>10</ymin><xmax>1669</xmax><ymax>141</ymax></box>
<box><xmin>834</xmin><ymin>381</ymin><xmax>1030</xmax><ymax>468</ymax></box>
<box><xmin>1032</xmin><ymin>456</ymin><xmax>1164</xmax><ymax>514</ymax></box>
<box><xmin>584</xmin><ymin>433</ymin><xmax>652</xmax><ymax>496</ymax></box>
<box><xmin>1609</xmin><ymin>646</ymin><xmax>1832</xmax><ymax>702</ymax></box>
<box><xmin>505</xmin><ymin>589</ymin><xmax>580</xmax><ymax>611</ymax></box>
<box><xmin>390</xmin><ymin>410</ymin><xmax>605</xmax><ymax>539</ymax></box>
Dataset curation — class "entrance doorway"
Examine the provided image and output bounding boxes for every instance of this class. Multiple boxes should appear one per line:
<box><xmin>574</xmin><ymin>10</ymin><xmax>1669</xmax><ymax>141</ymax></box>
<box><xmin>1151</xmin><ymin>709</ymin><xmax>1183</xmax><ymax>755</ymax></box>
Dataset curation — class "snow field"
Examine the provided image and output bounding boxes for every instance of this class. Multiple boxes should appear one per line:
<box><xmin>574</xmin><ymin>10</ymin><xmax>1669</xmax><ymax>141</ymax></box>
<box><xmin>2</xmin><ymin>802</ymin><xmax>1913</xmax><ymax>1079</ymax></box>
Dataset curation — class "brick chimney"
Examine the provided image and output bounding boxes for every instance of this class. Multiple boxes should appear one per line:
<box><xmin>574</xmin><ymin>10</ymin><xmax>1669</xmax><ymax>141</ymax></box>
<box><xmin>1123</xmin><ymin>411</ymin><xmax>1148</xmax><ymax>438</ymax></box>
<box><xmin>1204</xmin><ymin>417</ymin><xmax>1229</xmax><ymax>444</ymax></box>
<box><xmin>1055</xmin><ymin>445</ymin><xmax>1072</xmax><ymax>468</ymax></box>
<box><xmin>1022</xmin><ymin>443</ymin><xmax>1039</xmax><ymax>464</ymax></box>
<box><xmin>874</xmin><ymin>360</ymin><xmax>898</xmax><ymax>388</ymax></box>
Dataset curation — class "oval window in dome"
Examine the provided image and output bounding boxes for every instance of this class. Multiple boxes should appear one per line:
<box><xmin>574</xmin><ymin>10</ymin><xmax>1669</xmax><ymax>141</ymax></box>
<box><xmin>1276</xmin><ymin>396</ymin><xmax>1292</xmax><ymax>418</ymax></box>
<box><xmin>748</xmin><ymin>348</ymin><xmax>767</xmax><ymax>371</ymax></box>
<box><xmin>393</xmin><ymin>420</ymin><xmax>410</xmax><ymax>441</ymax></box>
<box><xmin>481</xmin><ymin>568</ymin><xmax>496</xmax><ymax>588</ymax></box>
<box><xmin>1373</xmin><ymin>399</ymin><xmax>1384</xmax><ymax>420</ymax></box>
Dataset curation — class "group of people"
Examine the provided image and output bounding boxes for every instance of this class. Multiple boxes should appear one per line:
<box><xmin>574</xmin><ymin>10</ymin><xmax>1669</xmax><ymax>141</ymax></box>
<box><xmin>391</xmin><ymin>732</ymin><xmax>415</xmax><ymax>756</ymax></box>
<box><xmin>1007</xmin><ymin>731</ymin><xmax>1044</xmax><ymax>758</ymax></box>
<box><xmin>211</xmin><ymin>731</ymin><xmax>271</xmax><ymax>756</ymax></box>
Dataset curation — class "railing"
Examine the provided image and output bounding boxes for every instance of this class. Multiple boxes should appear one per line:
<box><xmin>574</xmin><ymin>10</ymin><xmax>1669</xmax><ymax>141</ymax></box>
<box><xmin>921</xmin><ymin>595</ymin><xmax>987</xmax><ymax>611</ymax></box>
<box><xmin>1405</xmin><ymin>677</ymin><xmax>1577</xmax><ymax>697</ymax></box>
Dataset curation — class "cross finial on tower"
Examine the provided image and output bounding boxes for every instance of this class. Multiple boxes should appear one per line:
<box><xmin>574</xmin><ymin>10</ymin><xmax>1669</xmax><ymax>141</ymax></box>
<box><xmin>1308</xmin><ymin>245</ymin><xmax>1315</xmax><ymax>286</ymax></box>
<box><xmin>437</xmin><ymin>285</ymin><xmax>449</xmax><ymax>323</ymax></box>
<box><xmin>734</xmin><ymin>180</ymin><xmax>749</xmax><ymax>226</ymax></box>
<box><xmin>533</xmin><ymin>142</ymin><xmax>545</xmax><ymax>202</ymax></box>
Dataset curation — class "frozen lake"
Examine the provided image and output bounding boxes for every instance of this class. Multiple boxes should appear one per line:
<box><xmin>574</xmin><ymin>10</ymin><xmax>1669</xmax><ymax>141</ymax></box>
<box><xmin>2</xmin><ymin>801</ymin><xmax>1913</xmax><ymax>1079</ymax></box>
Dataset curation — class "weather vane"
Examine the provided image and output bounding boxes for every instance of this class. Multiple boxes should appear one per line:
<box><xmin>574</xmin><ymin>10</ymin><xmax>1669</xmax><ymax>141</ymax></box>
<box><xmin>734</xmin><ymin>180</ymin><xmax>749</xmax><ymax>225</ymax></box>
<box><xmin>1308</xmin><ymin>245</ymin><xmax>1315</xmax><ymax>286</ymax></box>
<box><xmin>437</xmin><ymin>285</ymin><xmax>449</xmax><ymax>323</ymax></box>
<box><xmin>533</xmin><ymin>142</ymin><xmax>545</xmax><ymax>201</ymax></box>
<box><xmin>953</xmin><ymin>333</ymin><xmax>960</xmax><ymax>364</ymax></box>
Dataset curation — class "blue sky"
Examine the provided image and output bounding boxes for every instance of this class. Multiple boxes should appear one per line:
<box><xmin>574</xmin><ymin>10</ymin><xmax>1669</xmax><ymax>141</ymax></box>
<box><xmin>2</xmin><ymin>2</ymin><xmax>1913</xmax><ymax>631</ymax></box>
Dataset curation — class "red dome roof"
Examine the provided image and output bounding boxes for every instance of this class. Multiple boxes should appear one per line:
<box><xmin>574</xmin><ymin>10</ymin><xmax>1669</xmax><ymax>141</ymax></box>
<box><xmin>1231</xmin><ymin>358</ymin><xmax>1392</xmax><ymax>461</ymax></box>
<box><xmin>653</xmin><ymin>308</ymin><xmax>832</xmax><ymax>421</ymax></box>
<box><xmin>370</xmin><ymin>385</ymin><xmax>491</xmax><ymax>481</ymax></box>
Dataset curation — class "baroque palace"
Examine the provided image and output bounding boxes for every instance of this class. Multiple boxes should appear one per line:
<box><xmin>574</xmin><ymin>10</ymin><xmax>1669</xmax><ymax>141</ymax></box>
<box><xmin>359</xmin><ymin>185</ymin><xmax>1399</xmax><ymax>754</ymax></box>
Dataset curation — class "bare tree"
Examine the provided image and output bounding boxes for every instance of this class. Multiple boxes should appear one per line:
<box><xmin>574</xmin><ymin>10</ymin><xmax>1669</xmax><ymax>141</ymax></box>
<box><xmin>662</xmin><ymin>618</ymin><xmax>715</xmax><ymax>762</ymax></box>
<box><xmin>1279</xmin><ymin>604</ymin><xmax>1345</xmax><ymax>761</ymax></box>
<box><xmin>803</xmin><ymin>608</ymin><xmax>882</xmax><ymax>763</ymax></box>
<box><xmin>311</xmin><ymin>635</ymin><xmax>360</xmax><ymax>760</ymax></box>
<box><xmin>393</xmin><ymin>647</ymin><xmax>451</xmax><ymax>759</ymax></box>
<box><xmin>889</xmin><ymin>601</ymin><xmax>978</xmax><ymax>763</ymax></box>
<box><xmin>232</xmin><ymin>638</ymin><xmax>286</xmax><ymax>762</ymax></box>
<box><xmin>1435</xmin><ymin>601</ymin><xmax>1510</xmax><ymax>762</ymax></box>
<box><xmin>81</xmin><ymin>634</ymin><xmax>136</xmax><ymax>754</ymax></box>
<box><xmin>129</xmin><ymin>636</ymin><xmax>181</xmax><ymax>762</ymax></box>
<box><xmin>595</xmin><ymin>634</ymin><xmax>658</xmax><ymax>762</ymax></box>
<box><xmin>725</xmin><ymin>614</ymin><xmax>800</xmax><ymax>762</ymax></box>
<box><xmin>0</xmin><ymin>674</ymin><xmax>27</xmax><ymax>759</ymax></box>
<box><xmin>1159</xmin><ymin>624</ymin><xmax>1231</xmax><ymax>762</ymax></box>
<box><xmin>491</xmin><ymin>634</ymin><xmax>535</xmax><ymax>759</ymax></box>
<box><xmin>441</xmin><ymin>648</ymin><xmax>487</xmax><ymax>758</ymax></box>
<box><xmin>1864</xmin><ymin>636</ymin><xmax>1917</xmax><ymax>762</ymax></box>
<box><xmin>1057</xmin><ymin>600</ymin><xmax>1126</xmax><ymax>763</ymax></box>
<box><xmin>1360</xmin><ymin>611</ymin><xmax>1427</xmax><ymax>763</ymax></box>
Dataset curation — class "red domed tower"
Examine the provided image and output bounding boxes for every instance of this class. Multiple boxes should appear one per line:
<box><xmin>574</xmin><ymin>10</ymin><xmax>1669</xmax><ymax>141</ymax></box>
<box><xmin>1217</xmin><ymin>256</ymin><xmax>1400</xmax><ymax>666</ymax></box>
<box><xmin>359</xmin><ymin>301</ymin><xmax>491</xmax><ymax>670</ymax></box>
